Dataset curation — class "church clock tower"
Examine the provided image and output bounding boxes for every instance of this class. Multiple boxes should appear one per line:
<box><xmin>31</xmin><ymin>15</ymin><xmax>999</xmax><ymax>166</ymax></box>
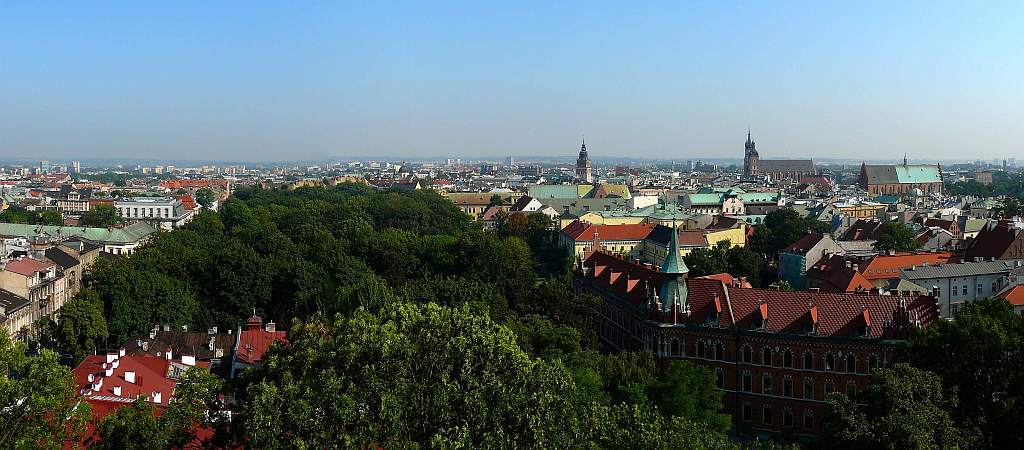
<box><xmin>576</xmin><ymin>138</ymin><xmax>593</xmax><ymax>183</ymax></box>
<box><xmin>743</xmin><ymin>130</ymin><xmax>760</xmax><ymax>177</ymax></box>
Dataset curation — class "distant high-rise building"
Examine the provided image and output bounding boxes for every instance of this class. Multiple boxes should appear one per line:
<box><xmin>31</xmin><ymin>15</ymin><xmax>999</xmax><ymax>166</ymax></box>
<box><xmin>575</xmin><ymin>138</ymin><xmax>593</xmax><ymax>183</ymax></box>
<box><xmin>71</xmin><ymin>161</ymin><xmax>81</xmax><ymax>173</ymax></box>
<box><xmin>505</xmin><ymin>156</ymin><xmax>514</xmax><ymax>166</ymax></box>
<box><xmin>38</xmin><ymin>160</ymin><xmax>50</xmax><ymax>174</ymax></box>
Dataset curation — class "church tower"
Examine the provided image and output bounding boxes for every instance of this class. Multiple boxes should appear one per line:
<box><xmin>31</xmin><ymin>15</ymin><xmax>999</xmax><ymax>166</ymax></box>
<box><xmin>576</xmin><ymin>138</ymin><xmax>593</xmax><ymax>183</ymax></box>
<box><xmin>743</xmin><ymin>130</ymin><xmax>760</xmax><ymax>177</ymax></box>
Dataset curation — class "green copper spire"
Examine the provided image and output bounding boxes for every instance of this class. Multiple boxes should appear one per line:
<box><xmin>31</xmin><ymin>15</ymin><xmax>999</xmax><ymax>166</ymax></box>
<box><xmin>660</xmin><ymin>222</ymin><xmax>689</xmax><ymax>275</ymax></box>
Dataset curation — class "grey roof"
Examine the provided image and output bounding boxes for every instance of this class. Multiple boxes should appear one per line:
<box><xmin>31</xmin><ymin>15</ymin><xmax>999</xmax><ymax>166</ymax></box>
<box><xmin>758</xmin><ymin>159</ymin><xmax>815</xmax><ymax>173</ymax></box>
<box><xmin>901</xmin><ymin>259</ymin><xmax>1024</xmax><ymax>280</ymax></box>
<box><xmin>0</xmin><ymin>288</ymin><xmax>30</xmax><ymax>314</ymax></box>
<box><xmin>44</xmin><ymin>247</ymin><xmax>79</xmax><ymax>270</ymax></box>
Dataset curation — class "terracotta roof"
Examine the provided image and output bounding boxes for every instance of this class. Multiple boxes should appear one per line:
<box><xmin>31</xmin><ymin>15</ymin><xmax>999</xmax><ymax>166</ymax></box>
<box><xmin>3</xmin><ymin>257</ymin><xmax>55</xmax><ymax>277</ymax></box>
<box><xmin>696</xmin><ymin>273</ymin><xmax>753</xmax><ymax>288</ymax></box>
<box><xmin>997</xmin><ymin>284</ymin><xmax>1024</xmax><ymax>306</ymax></box>
<box><xmin>859</xmin><ymin>252</ymin><xmax>954</xmax><ymax>280</ymax></box>
<box><xmin>235</xmin><ymin>318</ymin><xmax>287</xmax><ymax>366</ymax></box>
<box><xmin>73</xmin><ymin>353</ymin><xmax>207</xmax><ymax>408</ymax></box>
<box><xmin>580</xmin><ymin>250</ymin><xmax>938</xmax><ymax>338</ymax></box>
<box><xmin>560</xmin><ymin>220</ymin><xmax>656</xmax><ymax>242</ymax></box>
<box><xmin>805</xmin><ymin>254</ymin><xmax>875</xmax><ymax>292</ymax></box>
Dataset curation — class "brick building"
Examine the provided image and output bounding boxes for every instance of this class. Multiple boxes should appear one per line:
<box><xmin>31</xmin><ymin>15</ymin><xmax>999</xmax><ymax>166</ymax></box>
<box><xmin>574</xmin><ymin>228</ymin><xmax>940</xmax><ymax>437</ymax></box>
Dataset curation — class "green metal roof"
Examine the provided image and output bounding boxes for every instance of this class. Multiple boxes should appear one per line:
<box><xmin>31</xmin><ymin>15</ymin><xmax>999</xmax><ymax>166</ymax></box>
<box><xmin>660</xmin><ymin>224</ymin><xmax>688</xmax><ymax>275</ymax></box>
<box><xmin>686</xmin><ymin>193</ymin><xmax>725</xmax><ymax>205</ymax></box>
<box><xmin>0</xmin><ymin>222</ymin><xmax>157</xmax><ymax>244</ymax></box>
<box><xmin>528</xmin><ymin>185</ymin><xmax>584</xmax><ymax>199</ymax></box>
<box><xmin>895</xmin><ymin>165</ymin><xmax>942</xmax><ymax>184</ymax></box>
<box><xmin>737</xmin><ymin>192</ymin><xmax>781</xmax><ymax>203</ymax></box>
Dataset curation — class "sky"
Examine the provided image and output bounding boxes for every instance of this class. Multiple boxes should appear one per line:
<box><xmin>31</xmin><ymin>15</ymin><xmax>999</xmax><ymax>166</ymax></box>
<box><xmin>1</xmin><ymin>1</ymin><xmax>1022</xmax><ymax>162</ymax></box>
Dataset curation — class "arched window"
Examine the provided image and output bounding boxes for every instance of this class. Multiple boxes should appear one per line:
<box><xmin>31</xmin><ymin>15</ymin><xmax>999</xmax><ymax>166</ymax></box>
<box><xmin>742</xmin><ymin>345</ymin><xmax>752</xmax><ymax>363</ymax></box>
<box><xmin>697</xmin><ymin>340</ymin><xmax>705</xmax><ymax>359</ymax></box>
<box><xmin>824</xmin><ymin>379</ymin><xmax>835</xmax><ymax>396</ymax></box>
<box><xmin>783</xmin><ymin>376</ymin><xmax>793</xmax><ymax>397</ymax></box>
<box><xmin>715</xmin><ymin>343</ymin><xmax>724</xmax><ymax>361</ymax></box>
<box><xmin>762</xmin><ymin>373</ymin><xmax>773</xmax><ymax>395</ymax></box>
<box><xmin>868</xmin><ymin>354</ymin><xmax>879</xmax><ymax>371</ymax></box>
<box><xmin>762</xmin><ymin>346</ymin><xmax>773</xmax><ymax>366</ymax></box>
<box><xmin>783</xmin><ymin>349</ymin><xmax>793</xmax><ymax>368</ymax></box>
<box><xmin>670</xmin><ymin>339</ymin><xmax>680</xmax><ymax>357</ymax></box>
<box><xmin>715</xmin><ymin>368</ymin><xmax>724</xmax><ymax>389</ymax></box>
<box><xmin>846</xmin><ymin>380</ymin><xmax>857</xmax><ymax>398</ymax></box>
<box><xmin>846</xmin><ymin>353</ymin><xmax>856</xmax><ymax>373</ymax></box>
<box><xmin>825</xmin><ymin>353</ymin><xmax>835</xmax><ymax>371</ymax></box>
<box><xmin>804</xmin><ymin>351</ymin><xmax>814</xmax><ymax>370</ymax></box>
<box><xmin>742</xmin><ymin>371</ymin><xmax>753</xmax><ymax>392</ymax></box>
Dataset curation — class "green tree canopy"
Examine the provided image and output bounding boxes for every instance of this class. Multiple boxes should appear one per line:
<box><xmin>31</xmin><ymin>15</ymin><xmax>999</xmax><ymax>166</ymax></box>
<box><xmin>749</xmin><ymin>208</ymin><xmax>832</xmax><ymax>258</ymax></box>
<box><xmin>0</xmin><ymin>333</ymin><xmax>91</xmax><ymax>448</ymax></box>
<box><xmin>51</xmin><ymin>289</ymin><xmax>108</xmax><ymax>363</ymax></box>
<box><xmin>194</xmin><ymin>188</ymin><xmax>215</xmax><ymax>208</ymax></box>
<box><xmin>80</xmin><ymin>204</ymin><xmax>123</xmax><ymax>227</ymax></box>
<box><xmin>822</xmin><ymin>363</ymin><xmax>962</xmax><ymax>450</ymax></box>
<box><xmin>873</xmin><ymin>221</ymin><xmax>922</xmax><ymax>252</ymax></box>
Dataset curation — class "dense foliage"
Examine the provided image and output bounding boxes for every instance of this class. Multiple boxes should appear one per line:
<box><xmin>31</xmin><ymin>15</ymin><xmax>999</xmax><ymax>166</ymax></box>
<box><xmin>0</xmin><ymin>205</ymin><xmax>63</xmax><ymax>225</ymax></box>
<box><xmin>872</xmin><ymin>221</ymin><xmax>922</xmax><ymax>252</ymax></box>
<box><xmin>80</xmin><ymin>204</ymin><xmax>123</xmax><ymax>227</ymax></box>
<box><xmin>75</xmin><ymin>184</ymin><xmax>734</xmax><ymax>448</ymax></box>
<box><xmin>749</xmin><ymin>209</ymin><xmax>831</xmax><ymax>260</ymax></box>
<box><xmin>823</xmin><ymin>298</ymin><xmax>1024</xmax><ymax>449</ymax></box>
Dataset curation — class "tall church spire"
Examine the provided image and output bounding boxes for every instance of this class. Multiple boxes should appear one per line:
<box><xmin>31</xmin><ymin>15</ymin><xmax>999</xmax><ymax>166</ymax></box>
<box><xmin>658</xmin><ymin>221</ymin><xmax>688</xmax><ymax>313</ymax></box>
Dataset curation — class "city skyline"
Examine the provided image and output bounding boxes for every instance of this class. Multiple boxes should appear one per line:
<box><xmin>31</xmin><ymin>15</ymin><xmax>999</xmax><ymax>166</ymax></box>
<box><xmin>2</xmin><ymin>2</ymin><xmax>1022</xmax><ymax>161</ymax></box>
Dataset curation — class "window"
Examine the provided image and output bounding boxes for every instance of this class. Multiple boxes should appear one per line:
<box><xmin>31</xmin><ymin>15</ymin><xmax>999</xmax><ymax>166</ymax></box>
<box><xmin>978</xmin><ymin>284</ymin><xmax>984</xmax><ymax>294</ymax></box>
<box><xmin>742</xmin><ymin>371</ymin><xmax>753</xmax><ymax>392</ymax></box>
<box><xmin>846</xmin><ymin>353</ymin><xmax>856</xmax><ymax>373</ymax></box>
<box><xmin>825</xmin><ymin>353</ymin><xmax>835</xmax><ymax>371</ymax></box>
<box><xmin>804</xmin><ymin>351</ymin><xmax>814</xmax><ymax>370</ymax></box>
<box><xmin>803</xmin><ymin>378</ymin><xmax>814</xmax><ymax>400</ymax></box>
<box><xmin>952</xmin><ymin>285</ymin><xmax>958</xmax><ymax>296</ymax></box>
<box><xmin>697</xmin><ymin>341</ymin><xmax>705</xmax><ymax>359</ymax></box>
<box><xmin>783</xmin><ymin>408</ymin><xmax>793</xmax><ymax>428</ymax></box>
<box><xmin>715</xmin><ymin>369</ymin><xmax>724</xmax><ymax>389</ymax></box>
<box><xmin>803</xmin><ymin>411</ymin><xmax>815</xmax><ymax>430</ymax></box>
<box><xmin>715</xmin><ymin>343</ymin><xmax>724</xmax><ymax>361</ymax></box>
<box><xmin>783</xmin><ymin>377</ymin><xmax>793</xmax><ymax>397</ymax></box>
<box><xmin>671</xmin><ymin>339</ymin><xmax>680</xmax><ymax>357</ymax></box>
<box><xmin>742</xmin><ymin>402</ymin><xmax>752</xmax><ymax>422</ymax></box>
<box><xmin>846</xmin><ymin>380</ymin><xmax>857</xmax><ymax>398</ymax></box>
<box><xmin>962</xmin><ymin>285</ymin><xmax>968</xmax><ymax>296</ymax></box>
<box><xmin>762</xmin><ymin>374</ymin><xmax>773</xmax><ymax>395</ymax></box>
<box><xmin>762</xmin><ymin>405</ymin><xmax>773</xmax><ymax>425</ymax></box>
<box><xmin>742</xmin><ymin>345</ymin><xmax>752</xmax><ymax>363</ymax></box>
<box><xmin>868</xmin><ymin>354</ymin><xmax>879</xmax><ymax>371</ymax></box>
<box><xmin>783</xmin><ymin>349</ymin><xmax>793</xmax><ymax>368</ymax></box>
<box><xmin>935</xmin><ymin>287</ymin><xmax>941</xmax><ymax>298</ymax></box>
<box><xmin>824</xmin><ymin>379</ymin><xmax>835</xmax><ymax>396</ymax></box>
<box><xmin>762</xmin><ymin>347</ymin><xmax>773</xmax><ymax>366</ymax></box>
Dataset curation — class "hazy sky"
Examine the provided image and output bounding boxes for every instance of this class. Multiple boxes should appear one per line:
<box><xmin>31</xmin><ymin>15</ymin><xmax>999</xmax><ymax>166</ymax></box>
<box><xmin>1</xmin><ymin>1</ymin><xmax>1022</xmax><ymax>162</ymax></box>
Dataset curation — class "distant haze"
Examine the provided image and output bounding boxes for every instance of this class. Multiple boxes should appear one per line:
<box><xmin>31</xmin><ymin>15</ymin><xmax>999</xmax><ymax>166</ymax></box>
<box><xmin>1</xmin><ymin>2</ymin><xmax>1021</xmax><ymax>162</ymax></box>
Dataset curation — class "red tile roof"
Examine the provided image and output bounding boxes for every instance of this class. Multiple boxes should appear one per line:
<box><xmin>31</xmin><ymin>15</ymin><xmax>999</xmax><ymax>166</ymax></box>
<box><xmin>560</xmin><ymin>220</ymin><xmax>656</xmax><ymax>242</ymax></box>
<box><xmin>997</xmin><ymin>284</ymin><xmax>1024</xmax><ymax>306</ymax></box>
<box><xmin>859</xmin><ymin>252</ymin><xmax>953</xmax><ymax>280</ymax></box>
<box><xmin>3</xmin><ymin>257</ymin><xmax>55</xmax><ymax>277</ymax></box>
<box><xmin>696</xmin><ymin>273</ymin><xmax>753</xmax><ymax>288</ymax></box>
<box><xmin>580</xmin><ymin>250</ymin><xmax>938</xmax><ymax>338</ymax></box>
<box><xmin>235</xmin><ymin>317</ymin><xmax>287</xmax><ymax>365</ymax></box>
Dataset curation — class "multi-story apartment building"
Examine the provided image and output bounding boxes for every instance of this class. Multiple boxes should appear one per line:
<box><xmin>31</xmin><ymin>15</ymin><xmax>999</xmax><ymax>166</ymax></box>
<box><xmin>115</xmin><ymin>197</ymin><xmax>194</xmax><ymax>230</ymax></box>
<box><xmin>0</xmin><ymin>256</ymin><xmax>68</xmax><ymax>338</ymax></box>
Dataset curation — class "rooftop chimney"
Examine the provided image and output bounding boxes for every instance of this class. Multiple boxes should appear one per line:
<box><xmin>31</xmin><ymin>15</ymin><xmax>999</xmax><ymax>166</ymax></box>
<box><xmin>125</xmin><ymin>371</ymin><xmax>136</xmax><ymax>384</ymax></box>
<box><xmin>113</xmin><ymin>386</ymin><xmax>122</xmax><ymax>396</ymax></box>
<box><xmin>152</xmin><ymin>392</ymin><xmax>162</xmax><ymax>404</ymax></box>
<box><xmin>265</xmin><ymin>321</ymin><xmax>276</xmax><ymax>333</ymax></box>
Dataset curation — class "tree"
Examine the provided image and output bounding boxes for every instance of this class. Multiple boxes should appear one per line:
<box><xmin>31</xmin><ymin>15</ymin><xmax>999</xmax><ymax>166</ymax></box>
<box><xmin>822</xmin><ymin>363</ymin><xmax>962</xmax><ymax>450</ymax></box>
<box><xmin>195</xmin><ymin>188</ymin><xmax>215</xmax><ymax>208</ymax></box>
<box><xmin>649</xmin><ymin>360</ymin><xmax>731</xmax><ymax>433</ymax></box>
<box><xmin>93</xmin><ymin>367</ymin><xmax>224</xmax><ymax>450</ymax></box>
<box><xmin>726</xmin><ymin>246</ymin><xmax>764</xmax><ymax>287</ymax></box>
<box><xmin>235</xmin><ymin>303</ymin><xmax>582</xmax><ymax>448</ymax></box>
<box><xmin>488</xmin><ymin>193</ymin><xmax>505</xmax><ymax>207</ymax></box>
<box><xmin>903</xmin><ymin>298</ymin><xmax>1024</xmax><ymax>448</ymax></box>
<box><xmin>873</xmin><ymin>221</ymin><xmax>922</xmax><ymax>252</ymax></box>
<box><xmin>750</xmin><ymin>208</ymin><xmax>832</xmax><ymax>258</ymax></box>
<box><xmin>80</xmin><ymin>204</ymin><xmax>122</xmax><ymax>227</ymax></box>
<box><xmin>997</xmin><ymin>196</ymin><xmax>1023</xmax><ymax>219</ymax></box>
<box><xmin>684</xmin><ymin>241</ymin><xmax>729</xmax><ymax>277</ymax></box>
<box><xmin>52</xmin><ymin>289</ymin><xmax>108</xmax><ymax>363</ymax></box>
<box><xmin>0</xmin><ymin>333</ymin><xmax>91</xmax><ymax>448</ymax></box>
<box><xmin>38</xmin><ymin>210</ymin><xmax>64</xmax><ymax>226</ymax></box>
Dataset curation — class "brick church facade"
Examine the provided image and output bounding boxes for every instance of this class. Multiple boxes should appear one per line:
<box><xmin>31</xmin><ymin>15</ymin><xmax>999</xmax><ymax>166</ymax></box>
<box><xmin>574</xmin><ymin>228</ymin><xmax>939</xmax><ymax>437</ymax></box>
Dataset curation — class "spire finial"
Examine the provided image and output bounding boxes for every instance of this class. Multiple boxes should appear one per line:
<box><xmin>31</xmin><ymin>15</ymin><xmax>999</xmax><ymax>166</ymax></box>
<box><xmin>904</xmin><ymin>154</ymin><xmax>908</xmax><ymax>166</ymax></box>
